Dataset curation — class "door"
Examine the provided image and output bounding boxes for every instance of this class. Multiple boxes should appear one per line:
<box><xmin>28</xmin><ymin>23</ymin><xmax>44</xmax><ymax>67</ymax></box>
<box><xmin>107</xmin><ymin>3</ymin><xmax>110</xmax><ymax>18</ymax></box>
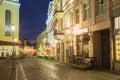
<box><xmin>101</xmin><ymin>30</ymin><xmax>110</xmax><ymax>69</ymax></box>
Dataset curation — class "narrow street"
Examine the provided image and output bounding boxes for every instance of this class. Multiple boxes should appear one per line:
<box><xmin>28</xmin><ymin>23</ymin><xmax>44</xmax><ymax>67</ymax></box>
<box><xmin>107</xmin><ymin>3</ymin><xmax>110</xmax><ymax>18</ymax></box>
<box><xmin>21</xmin><ymin>57</ymin><xmax>120</xmax><ymax>80</ymax></box>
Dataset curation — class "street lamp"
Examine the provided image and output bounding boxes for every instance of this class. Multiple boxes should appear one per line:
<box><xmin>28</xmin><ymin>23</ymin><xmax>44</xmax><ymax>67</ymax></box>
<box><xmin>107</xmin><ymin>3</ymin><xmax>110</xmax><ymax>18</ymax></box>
<box><xmin>11</xmin><ymin>24</ymin><xmax>15</xmax><ymax>69</ymax></box>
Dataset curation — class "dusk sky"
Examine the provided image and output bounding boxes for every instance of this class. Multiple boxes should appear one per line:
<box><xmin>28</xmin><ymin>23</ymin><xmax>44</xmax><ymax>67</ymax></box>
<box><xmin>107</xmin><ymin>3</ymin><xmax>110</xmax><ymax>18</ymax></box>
<box><xmin>19</xmin><ymin>0</ymin><xmax>52</xmax><ymax>40</ymax></box>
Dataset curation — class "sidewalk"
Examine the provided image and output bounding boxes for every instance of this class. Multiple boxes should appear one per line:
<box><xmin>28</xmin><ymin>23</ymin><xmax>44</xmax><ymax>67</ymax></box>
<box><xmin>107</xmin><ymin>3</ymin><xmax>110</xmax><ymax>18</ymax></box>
<box><xmin>0</xmin><ymin>58</ymin><xmax>28</xmax><ymax>80</ymax></box>
<box><xmin>0</xmin><ymin>59</ymin><xmax>16</xmax><ymax>80</ymax></box>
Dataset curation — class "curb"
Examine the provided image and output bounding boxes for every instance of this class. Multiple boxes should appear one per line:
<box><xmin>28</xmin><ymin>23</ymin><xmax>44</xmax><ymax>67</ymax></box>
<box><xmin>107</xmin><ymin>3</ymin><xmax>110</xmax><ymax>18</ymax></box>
<box><xmin>17</xmin><ymin>62</ymin><xmax>28</xmax><ymax>80</ymax></box>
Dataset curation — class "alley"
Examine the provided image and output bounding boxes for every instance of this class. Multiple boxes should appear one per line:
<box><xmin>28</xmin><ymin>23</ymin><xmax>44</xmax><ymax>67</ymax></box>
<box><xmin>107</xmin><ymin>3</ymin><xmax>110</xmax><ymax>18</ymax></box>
<box><xmin>21</xmin><ymin>57</ymin><xmax>120</xmax><ymax>80</ymax></box>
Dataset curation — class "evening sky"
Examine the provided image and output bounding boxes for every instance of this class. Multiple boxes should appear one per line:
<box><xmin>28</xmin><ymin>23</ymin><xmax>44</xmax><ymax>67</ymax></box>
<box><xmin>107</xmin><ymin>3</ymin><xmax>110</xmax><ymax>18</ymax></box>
<box><xmin>19</xmin><ymin>0</ymin><xmax>52</xmax><ymax>40</ymax></box>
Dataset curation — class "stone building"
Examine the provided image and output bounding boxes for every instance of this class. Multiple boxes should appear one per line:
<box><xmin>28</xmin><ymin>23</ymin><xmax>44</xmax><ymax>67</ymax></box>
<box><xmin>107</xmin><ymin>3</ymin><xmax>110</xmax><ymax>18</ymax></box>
<box><xmin>0</xmin><ymin>0</ymin><xmax>20</xmax><ymax>57</ymax></box>
<box><xmin>45</xmin><ymin>0</ymin><xmax>120</xmax><ymax>71</ymax></box>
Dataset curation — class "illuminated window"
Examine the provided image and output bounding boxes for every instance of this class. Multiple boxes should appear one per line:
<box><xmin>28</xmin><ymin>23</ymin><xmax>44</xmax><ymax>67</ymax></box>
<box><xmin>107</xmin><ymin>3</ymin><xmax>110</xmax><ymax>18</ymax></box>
<box><xmin>5</xmin><ymin>10</ymin><xmax>11</xmax><ymax>36</ymax></box>
<box><xmin>115</xmin><ymin>17</ymin><xmax>120</xmax><ymax>29</ymax></box>
<box><xmin>84</xmin><ymin>2</ymin><xmax>90</xmax><ymax>20</ymax></box>
<box><xmin>96</xmin><ymin>0</ymin><xmax>103</xmax><ymax>15</ymax></box>
<box><xmin>115</xmin><ymin>16</ymin><xmax>120</xmax><ymax>61</ymax></box>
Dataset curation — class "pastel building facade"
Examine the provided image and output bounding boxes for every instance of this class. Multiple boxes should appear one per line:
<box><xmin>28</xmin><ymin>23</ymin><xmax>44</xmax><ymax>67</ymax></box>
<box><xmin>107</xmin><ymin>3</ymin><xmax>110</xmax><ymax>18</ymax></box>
<box><xmin>0</xmin><ymin>0</ymin><xmax>20</xmax><ymax>57</ymax></box>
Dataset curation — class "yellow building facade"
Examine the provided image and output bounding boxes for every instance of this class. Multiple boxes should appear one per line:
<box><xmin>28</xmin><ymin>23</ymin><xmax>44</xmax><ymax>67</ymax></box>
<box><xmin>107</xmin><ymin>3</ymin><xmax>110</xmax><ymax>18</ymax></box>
<box><xmin>0</xmin><ymin>0</ymin><xmax>20</xmax><ymax>57</ymax></box>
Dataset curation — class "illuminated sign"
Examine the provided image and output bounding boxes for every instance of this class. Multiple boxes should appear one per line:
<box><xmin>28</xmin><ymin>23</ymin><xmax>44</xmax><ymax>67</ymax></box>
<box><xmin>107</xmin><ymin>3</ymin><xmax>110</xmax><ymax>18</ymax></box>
<box><xmin>76</xmin><ymin>28</ymin><xmax>88</xmax><ymax>35</ymax></box>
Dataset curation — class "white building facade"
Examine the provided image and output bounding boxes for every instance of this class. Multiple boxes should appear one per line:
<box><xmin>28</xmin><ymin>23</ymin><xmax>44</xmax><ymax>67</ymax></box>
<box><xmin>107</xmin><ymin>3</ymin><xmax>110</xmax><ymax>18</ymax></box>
<box><xmin>46</xmin><ymin>1</ymin><xmax>56</xmax><ymax>58</ymax></box>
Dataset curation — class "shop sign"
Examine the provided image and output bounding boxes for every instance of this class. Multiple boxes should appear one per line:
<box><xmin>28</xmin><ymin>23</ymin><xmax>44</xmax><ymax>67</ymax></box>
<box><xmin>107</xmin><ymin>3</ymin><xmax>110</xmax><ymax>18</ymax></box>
<box><xmin>76</xmin><ymin>28</ymin><xmax>88</xmax><ymax>35</ymax></box>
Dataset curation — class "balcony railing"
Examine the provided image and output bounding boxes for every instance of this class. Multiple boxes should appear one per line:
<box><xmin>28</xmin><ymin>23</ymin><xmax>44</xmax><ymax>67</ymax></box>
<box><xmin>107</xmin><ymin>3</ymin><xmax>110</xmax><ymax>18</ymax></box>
<box><xmin>54</xmin><ymin>29</ymin><xmax>64</xmax><ymax>40</ymax></box>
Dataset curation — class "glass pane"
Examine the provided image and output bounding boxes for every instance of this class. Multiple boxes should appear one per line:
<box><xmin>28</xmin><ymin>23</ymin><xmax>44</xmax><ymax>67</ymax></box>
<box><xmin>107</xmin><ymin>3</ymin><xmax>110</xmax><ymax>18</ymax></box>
<box><xmin>115</xmin><ymin>17</ymin><xmax>118</xmax><ymax>29</ymax></box>
<box><xmin>115</xmin><ymin>16</ymin><xmax>120</xmax><ymax>61</ymax></box>
<box><xmin>83</xmin><ymin>43</ymin><xmax>89</xmax><ymax>57</ymax></box>
<box><xmin>115</xmin><ymin>35</ymin><xmax>120</xmax><ymax>61</ymax></box>
<box><xmin>5</xmin><ymin>10</ymin><xmax>11</xmax><ymax>36</ymax></box>
<box><xmin>85</xmin><ymin>2</ymin><xmax>90</xmax><ymax>19</ymax></box>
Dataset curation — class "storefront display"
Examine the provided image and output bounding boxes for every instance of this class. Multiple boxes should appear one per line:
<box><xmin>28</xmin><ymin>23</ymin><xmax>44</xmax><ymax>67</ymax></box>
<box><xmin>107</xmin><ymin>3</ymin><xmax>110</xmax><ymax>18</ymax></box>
<box><xmin>77</xmin><ymin>34</ymin><xmax>89</xmax><ymax>57</ymax></box>
<box><xmin>115</xmin><ymin>16</ymin><xmax>120</xmax><ymax>61</ymax></box>
<box><xmin>115</xmin><ymin>31</ymin><xmax>120</xmax><ymax>61</ymax></box>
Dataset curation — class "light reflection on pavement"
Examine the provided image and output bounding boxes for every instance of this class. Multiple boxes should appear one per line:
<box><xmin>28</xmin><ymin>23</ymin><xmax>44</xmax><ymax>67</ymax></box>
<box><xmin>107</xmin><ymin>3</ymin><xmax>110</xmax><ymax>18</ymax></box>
<box><xmin>21</xmin><ymin>57</ymin><xmax>120</xmax><ymax>80</ymax></box>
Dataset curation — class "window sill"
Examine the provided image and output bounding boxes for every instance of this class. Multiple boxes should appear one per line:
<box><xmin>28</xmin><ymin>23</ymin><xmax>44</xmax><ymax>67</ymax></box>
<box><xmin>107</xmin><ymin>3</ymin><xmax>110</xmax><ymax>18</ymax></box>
<box><xmin>95</xmin><ymin>13</ymin><xmax>104</xmax><ymax>17</ymax></box>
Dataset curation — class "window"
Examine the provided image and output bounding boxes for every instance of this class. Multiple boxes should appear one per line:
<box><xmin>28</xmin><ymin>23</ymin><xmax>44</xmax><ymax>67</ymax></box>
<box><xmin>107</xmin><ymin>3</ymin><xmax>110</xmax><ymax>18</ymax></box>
<box><xmin>115</xmin><ymin>16</ymin><xmax>120</xmax><ymax>61</ymax></box>
<box><xmin>77</xmin><ymin>35</ymin><xmax>89</xmax><ymax>57</ymax></box>
<box><xmin>5</xmin><ymin>10</ymin><xmax>11</xmax><ymax>36</ymax></box>
<box><xmin>96</xmin><ymin>0</ymin><xmax>103</xmax><ymax>15</ymax></box>
<box><xmin>84</xmin><ymin>2</ymin><xmax>90</xmax><ymax>19</ymax></box>
<box><xmin>76</xmin><ymin>9</ymin><xmax>80</xmax><ymax>23</ymax></box>
<box><xmin>115</xmin><ymin>17</ymin><xmax>120</xmax><ymax>29</ymax></box>
<box><xmin>66</xmin><ymin>12</ymin><xmax>71</xmax><ymax>27</ymax></box>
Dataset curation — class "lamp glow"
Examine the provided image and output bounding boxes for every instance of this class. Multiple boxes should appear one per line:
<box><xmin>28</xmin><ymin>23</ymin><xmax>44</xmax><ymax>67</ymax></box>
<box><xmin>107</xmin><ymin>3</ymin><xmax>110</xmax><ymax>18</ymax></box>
<box><xmin>11</xmin><ymin>24</ymin><xmax>15</xmax><ymax>31</ymax></box>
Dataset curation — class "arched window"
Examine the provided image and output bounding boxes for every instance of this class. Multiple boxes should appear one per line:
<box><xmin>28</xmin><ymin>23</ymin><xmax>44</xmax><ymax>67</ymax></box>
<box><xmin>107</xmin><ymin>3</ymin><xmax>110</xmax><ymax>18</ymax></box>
<box><xmin>5</xmin><ymin>10</ymin><xmax>11</xmax><ymax>36</ymax></box>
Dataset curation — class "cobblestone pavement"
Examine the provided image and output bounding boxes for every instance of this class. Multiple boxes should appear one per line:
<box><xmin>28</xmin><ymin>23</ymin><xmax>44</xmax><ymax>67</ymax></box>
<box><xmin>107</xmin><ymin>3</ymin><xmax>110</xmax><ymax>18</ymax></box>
<box><xmin>21</xmin><ymin>57</ymin><xmax>120</xmax><ymax>80</ymax></box>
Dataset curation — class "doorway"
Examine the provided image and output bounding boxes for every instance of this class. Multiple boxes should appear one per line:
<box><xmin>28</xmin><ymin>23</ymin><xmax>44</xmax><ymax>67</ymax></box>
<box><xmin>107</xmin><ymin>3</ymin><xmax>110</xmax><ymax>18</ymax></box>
<box><xmin>101</xmin><ymin>30</ymin><xmax>110</xmax><ymax>69</ymax></box>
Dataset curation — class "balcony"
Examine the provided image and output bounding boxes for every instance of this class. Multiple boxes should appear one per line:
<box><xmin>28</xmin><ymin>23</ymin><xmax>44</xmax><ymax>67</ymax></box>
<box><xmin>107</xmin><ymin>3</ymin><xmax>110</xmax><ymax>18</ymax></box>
<box><xmin>54</xmin><ymin>30</ymin><xmax>64</xmax><ymax>40</ymax></box>
<box><xmin>54</xmin><ymin>9</ymin><xmax>63</xmax><ymax>17</ymax></box>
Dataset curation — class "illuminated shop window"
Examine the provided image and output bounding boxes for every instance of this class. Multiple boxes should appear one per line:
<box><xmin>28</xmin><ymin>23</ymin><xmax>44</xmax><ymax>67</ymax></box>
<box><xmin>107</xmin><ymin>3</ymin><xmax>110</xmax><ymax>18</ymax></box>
<box><xmin>5</xmin><ymin>10</ymin><xmax>11</xmax><ymax>36</ymax></box>
<box><xmin>96</xmin><ymin>0</ymin><xmax>103</xmax><ymax>15</ymax></box>
<box><xmin>77</xmin><ymin>35</ymin><xmax>89</xmax><ymax>57</ymax></box>
<box><xmin>115</xmin><ymin>16</ymin><xmax>120</xmax><ymax>61</ymax></box>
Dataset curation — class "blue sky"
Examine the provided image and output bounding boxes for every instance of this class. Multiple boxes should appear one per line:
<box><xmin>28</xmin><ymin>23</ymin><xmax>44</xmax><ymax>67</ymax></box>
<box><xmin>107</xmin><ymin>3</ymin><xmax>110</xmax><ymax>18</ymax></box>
<box><xmin>19</xmin><ymin>0</ymin><xmax>52</xmax><ymax>40</ymax></box>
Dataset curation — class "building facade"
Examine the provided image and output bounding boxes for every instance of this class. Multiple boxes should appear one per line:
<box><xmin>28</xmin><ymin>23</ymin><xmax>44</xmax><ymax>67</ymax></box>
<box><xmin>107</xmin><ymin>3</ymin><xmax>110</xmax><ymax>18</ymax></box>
<box><xmin>36</xmin><ymin>29</ymin><xmax>47</xmax><ymax>57</ymax></box>
<box><xmin>49</xmin><ymin>0</ymin><xmax>120</xmax><ymax>71</ymax></box>
<box><xmin>34</xmin><ymin>0</ymin><xmax>120</xmax><ymax>71</ymax></box>
<box><xmin>46</xmin><ymin>1</ymin><xmax>57</xmax><ymax>59</ymax></box>
<box><xmin>112</xmin><ymin>0</ymin><xmax>120</xmax><ymax>71</ymax></box>
<box><xmin>0</xmin><ymin>0</ymin><xmax>20</xmax><ymax>57</ymax></box>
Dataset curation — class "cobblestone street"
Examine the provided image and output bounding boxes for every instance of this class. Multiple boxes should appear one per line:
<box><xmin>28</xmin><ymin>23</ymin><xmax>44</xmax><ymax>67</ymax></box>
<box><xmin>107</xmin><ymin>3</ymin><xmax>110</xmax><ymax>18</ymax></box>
<box><xmin>21</xmin><ymin>57</ymin><xmax>120</xmax><ymax>80</ymax></box>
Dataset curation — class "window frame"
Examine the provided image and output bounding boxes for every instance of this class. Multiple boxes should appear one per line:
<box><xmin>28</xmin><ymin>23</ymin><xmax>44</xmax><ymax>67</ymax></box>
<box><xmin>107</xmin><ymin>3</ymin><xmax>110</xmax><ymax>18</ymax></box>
<box><xmin>96</xmin><ymin>0</ymin><xmax>103</xmax><ymax>15</ymax></box>
<box><xmin>76</xmin><ymin>9</ymin><xmax>80</xmax><ymax>23</ymax></box>
<box><xmin>5</xmin><ymin>10</ymin><xmax>11</xmax><ymax>36</ymax></box>
<box><xmin>114</xmin><ymin>16</ymin><xmax>120</xmax><ymax>61</ymax></box>
<box><xmin>84</xmin><ymin>2</ymin><xmax>90</xmax><ymax>20</ymax></box>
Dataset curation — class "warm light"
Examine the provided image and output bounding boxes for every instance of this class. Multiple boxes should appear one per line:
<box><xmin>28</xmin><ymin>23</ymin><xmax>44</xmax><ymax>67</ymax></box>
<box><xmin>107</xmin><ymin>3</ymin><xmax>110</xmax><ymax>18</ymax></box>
<box><xmin>11</xmin><ymin>24</ymin><xmax>15</xmax><ymax>31</ymax></box>
<box><xmin>76</xmin><ymin>28</ymin><xmax>88</xmax><ymax>35</ymax></box>
<box><xmin>66</xmin><ymin>29</ymin><xmax>70</xmax><ymax>34</ymax></box>
<box><xmin>14</xmin><ymin>38</ymin><xmax>18</xmax><ymax>42</ymax></box>
<box><xmin>70</xmin><ymin>0</ymin><xmax>74</xmax><ymax>4</ymax></box>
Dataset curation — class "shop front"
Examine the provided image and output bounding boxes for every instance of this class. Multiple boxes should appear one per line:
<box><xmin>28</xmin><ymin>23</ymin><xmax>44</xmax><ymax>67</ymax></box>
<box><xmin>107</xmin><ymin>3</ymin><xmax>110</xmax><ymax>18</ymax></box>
<box><xmin>76</xmin><ymin>28</ymin><xmax>90</xmax><ymax>57</ymax></box>
<box><xmin>114</xmin><ymin>16</ymin><xmax>120</xmax><ymax>71</ymax></box>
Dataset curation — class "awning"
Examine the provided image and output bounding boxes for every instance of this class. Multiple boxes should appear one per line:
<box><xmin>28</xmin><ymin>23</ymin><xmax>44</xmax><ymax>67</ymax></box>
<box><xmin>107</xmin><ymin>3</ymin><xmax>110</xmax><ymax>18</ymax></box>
<box><xmin>0</xmin><ymin>41</ymin><xmax>19</xmax><ymax>45</ymax></box>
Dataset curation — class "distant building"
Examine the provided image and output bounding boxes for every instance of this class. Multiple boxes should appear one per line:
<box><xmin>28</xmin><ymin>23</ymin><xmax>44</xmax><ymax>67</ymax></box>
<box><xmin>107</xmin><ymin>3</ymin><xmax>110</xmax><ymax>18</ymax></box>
<box><xmin>19</xmin><ymin>38</ymin><xmax>36</xmax><ymax>56</ymax></box>
<box><xmin>0</xmin><ymin>0</ymin><xmax>20</xmax><ymax>57</ymax></box>
<box><xmin>36</xmin><ymin>29</ymin><xmax>47</xmax><ymax>57</ymax></box>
